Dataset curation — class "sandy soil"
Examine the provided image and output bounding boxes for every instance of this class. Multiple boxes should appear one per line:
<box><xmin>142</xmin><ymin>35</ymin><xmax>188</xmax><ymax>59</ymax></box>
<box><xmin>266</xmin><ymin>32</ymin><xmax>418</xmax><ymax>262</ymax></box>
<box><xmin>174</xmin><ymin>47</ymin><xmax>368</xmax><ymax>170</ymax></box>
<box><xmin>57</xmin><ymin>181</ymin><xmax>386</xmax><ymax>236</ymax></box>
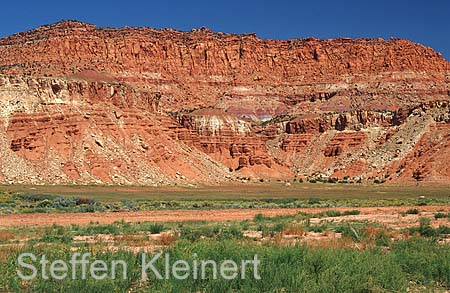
<box><xmin>0</xmin><ymin>206</ymin><xmax>448</xmax><ymax>227</ymax></box>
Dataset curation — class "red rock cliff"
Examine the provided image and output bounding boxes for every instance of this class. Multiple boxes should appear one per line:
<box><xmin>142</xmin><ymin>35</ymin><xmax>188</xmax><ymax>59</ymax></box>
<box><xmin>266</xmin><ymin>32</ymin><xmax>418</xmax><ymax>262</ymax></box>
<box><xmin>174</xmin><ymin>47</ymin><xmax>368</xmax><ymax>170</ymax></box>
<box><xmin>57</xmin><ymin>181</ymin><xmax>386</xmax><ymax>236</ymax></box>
<box><xmin>0</xmin><ymin>20</ymin><xmax>449</xmax><ymax>184</ymax></box>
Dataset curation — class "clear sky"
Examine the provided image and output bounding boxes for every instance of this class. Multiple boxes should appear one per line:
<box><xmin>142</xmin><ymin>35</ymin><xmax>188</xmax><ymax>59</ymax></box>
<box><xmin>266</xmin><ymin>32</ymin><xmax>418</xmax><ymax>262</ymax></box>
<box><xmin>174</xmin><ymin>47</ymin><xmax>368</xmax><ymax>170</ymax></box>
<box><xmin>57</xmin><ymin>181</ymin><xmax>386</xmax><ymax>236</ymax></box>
<box><xmin>1</xmin><ymin>0</ymin><xmax>449</xmax><ymax>60</ymax></box>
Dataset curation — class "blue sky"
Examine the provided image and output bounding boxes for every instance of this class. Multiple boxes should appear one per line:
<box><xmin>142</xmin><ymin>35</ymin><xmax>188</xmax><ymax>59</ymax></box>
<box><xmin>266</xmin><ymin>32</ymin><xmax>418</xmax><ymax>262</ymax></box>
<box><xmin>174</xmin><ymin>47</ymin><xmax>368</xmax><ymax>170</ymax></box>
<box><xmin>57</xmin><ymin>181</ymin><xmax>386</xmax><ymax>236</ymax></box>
<box><xmin>1</xmin><ymin>0</ymin><xmax>449</xmax><ymax>59</ymax></box>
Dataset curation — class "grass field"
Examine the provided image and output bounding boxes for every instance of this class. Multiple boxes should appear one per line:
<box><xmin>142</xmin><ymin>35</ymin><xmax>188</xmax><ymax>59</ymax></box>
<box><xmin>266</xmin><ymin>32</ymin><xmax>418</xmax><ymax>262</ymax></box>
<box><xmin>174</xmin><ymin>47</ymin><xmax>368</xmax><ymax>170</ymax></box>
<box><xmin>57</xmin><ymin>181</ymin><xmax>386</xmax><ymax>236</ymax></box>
<box><xmin>1</xmin><ymin>182</ymin><xmax>450</xmax><ymax>201</ymax></box>
<box><xmin>0</xmin><ymin>183</ymin><xmax>449</xmax><ymax>214</ymax></box>
<box><xmin>1</xmin><ymin>183</ymin><xmax>449</xmax><ymax>291</ymax></box>
<box><xmin>1</xmin><ymin>209</ymin><xmax>450</xmax><ymax>291</ymax></box>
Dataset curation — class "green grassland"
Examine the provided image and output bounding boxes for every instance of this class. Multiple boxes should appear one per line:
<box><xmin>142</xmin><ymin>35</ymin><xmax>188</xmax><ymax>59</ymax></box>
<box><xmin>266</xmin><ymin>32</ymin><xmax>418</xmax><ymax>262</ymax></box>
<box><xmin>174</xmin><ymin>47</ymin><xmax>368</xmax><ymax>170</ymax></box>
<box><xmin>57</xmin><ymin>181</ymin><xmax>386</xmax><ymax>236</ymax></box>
<box><xmin>0</xmin><ymin>190</ymin><xmax>449</xmax><ymax>214</ymax></box>
<box><xmin>0</xmin><ymin>183</ymin><xmax>450</xmax><ymax>214</ymax></box>
<box><xmin>0</xmin><ymin>183</ymin><xmax>449</xmax><ymax>214</ymax></box>
<box><xmin>1</xmin><ymin>183</ymin><xmax>449</xmax><ymax>291</ymax></box>
<box><xmin>1</xmin><ymin>211</ymin><xmax>450</xmax><ymax>292</ymax></box>
<box><xmin>2</xmin><ymin>182</ymin><xmax>450</xmax><ymax>201</ymax></box>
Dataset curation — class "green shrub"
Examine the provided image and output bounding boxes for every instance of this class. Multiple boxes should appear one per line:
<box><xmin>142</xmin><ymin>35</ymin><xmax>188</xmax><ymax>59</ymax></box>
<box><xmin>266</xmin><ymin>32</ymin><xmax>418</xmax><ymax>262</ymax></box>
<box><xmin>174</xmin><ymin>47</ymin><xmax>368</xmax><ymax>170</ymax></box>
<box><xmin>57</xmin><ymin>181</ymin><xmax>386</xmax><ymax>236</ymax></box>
<box><xmin>417</xmin><ymin>200</ymin><xmax>428</xmax><ymax>206</ymax></box>
<box><xmin>148</xmin><ymin>223</ymin><xmax>165</xmax><ymax>234</ymax></box>
<box><xmin>436</xmin><ymin>226</ymin><xmax>450</xmax><ymax>235</ymax></box>
<box><xmin>342</xmin><ymin>210</ymin><xmax>361</xmax><ymax>216</ymax></box>
<box><xmin>405</xmin><ymin>208</ymin><xmax>419</xmax><ymax>215</ymax></box>
<box><xmin>335</xmin><ymin>225</ymin><xmax>365</xmax><ymax>242</ymax></box>
<box><xmin>36</xmin><ymin>199</ymin><xmax>52</xmax><ymax>208</ymax></box>
<box><xmin>138</xmin><ymin>240</ymin><xmax>407</xmax><ymax>292</ymax></box>
<box><xmin>13</xmin><ymin>194</ymin><xmax>56</xmax><ymax>202</ymax></box>
<box><xmin>409</xmin><ymin>217</ymin><xmax>436</xmax><ymax>237</ymax></box>
<box><xmin>434</xmin><ymin>212</ymin><xmax>449</xmax><ymax>219</ymax></box>
<box><xmin>307</xmin><ymin>225</ymin><xmax>324</xmax><ymax>233</ymax></box>
<box><xmin>178</xmin><ymin>224</ymin><xmax>243</xmax><ymax>242</ymax></box>
<box><xmin>39</xmin><ymin>224</ymin><xmax>72</xmax><ymax>244</ymax></box>
<box><xmin>375</xmin><ymin>231</ymin><xmax>391</xmax><ymax>247</ymax></box>
<box><xmin>3</xmin><ymin>245</ymin><xmax>138</xmax><ymax>292</ymax></box>
<box><xmin>392</xmin><ymin>238</ymin><xmax>450</xmax><ymax>287</ymax></box>
<box><xmin>325</xmin><ymin>210</ymin><xmax>341</xmax><ymax>217</ymax></box>
<box><xmin>308</xmin><ymin>198</ymin><xmax>321</xmax><ymax>205</ymax></box>
<box><xmin>2</xmin><ymin>226</ymin><xmax>450</xmax><ymax>291</ymax></box>
<box><xmin>254</xmin><ymin>213</ymin><xmax>265</xmax><ymax>222</ymax></box>
<box><xmin>53</xmin><ymin>197</ymin><xmax>78</xmax><ymax>208</ymax></box>
<box><xmin>82</xmin><ymin>223</ymin><xmax>120</xmax><ymax>235</ymax></box>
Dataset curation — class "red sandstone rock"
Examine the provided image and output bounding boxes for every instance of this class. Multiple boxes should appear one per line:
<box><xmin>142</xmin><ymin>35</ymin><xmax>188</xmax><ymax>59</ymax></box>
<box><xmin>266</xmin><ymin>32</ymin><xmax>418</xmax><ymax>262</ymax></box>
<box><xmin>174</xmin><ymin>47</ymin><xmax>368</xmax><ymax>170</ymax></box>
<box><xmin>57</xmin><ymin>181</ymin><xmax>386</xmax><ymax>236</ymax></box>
<box><xmin>0</xmin><ymin>21</ymin><xmax>448</xmax><ymax>184</ymax></box>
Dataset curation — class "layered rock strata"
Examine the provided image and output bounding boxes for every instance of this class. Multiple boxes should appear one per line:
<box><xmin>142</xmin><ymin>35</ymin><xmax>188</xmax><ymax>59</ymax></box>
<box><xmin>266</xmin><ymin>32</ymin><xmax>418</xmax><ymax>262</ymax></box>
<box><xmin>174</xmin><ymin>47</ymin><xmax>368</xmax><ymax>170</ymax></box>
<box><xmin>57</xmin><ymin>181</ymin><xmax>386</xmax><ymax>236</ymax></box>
<box><xmin>0</xmin><ymin>20</ymin><xmax>448</xmax><ymax>184</ymax></box>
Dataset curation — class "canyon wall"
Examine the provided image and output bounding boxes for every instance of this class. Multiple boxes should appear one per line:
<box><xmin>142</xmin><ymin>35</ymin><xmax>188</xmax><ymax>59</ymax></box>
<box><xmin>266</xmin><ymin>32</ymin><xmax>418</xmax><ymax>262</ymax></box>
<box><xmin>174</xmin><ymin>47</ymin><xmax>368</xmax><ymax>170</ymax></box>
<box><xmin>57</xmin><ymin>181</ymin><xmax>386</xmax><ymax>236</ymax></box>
<box><xmin>0</xmin><ymin>20</ymin><xmax>449</xmax><ymax>184</ymax></box>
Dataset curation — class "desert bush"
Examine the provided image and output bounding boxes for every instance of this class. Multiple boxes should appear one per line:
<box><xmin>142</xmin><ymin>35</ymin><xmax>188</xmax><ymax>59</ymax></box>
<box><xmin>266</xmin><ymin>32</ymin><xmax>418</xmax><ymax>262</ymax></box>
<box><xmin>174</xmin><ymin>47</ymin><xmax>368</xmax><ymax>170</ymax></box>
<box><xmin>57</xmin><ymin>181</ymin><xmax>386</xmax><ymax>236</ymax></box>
<box><xmin>158</xmin><ymin>233</ymin><xmax>178</xmax><ymax>246</ymax></box>
<box><xmin>240</xmin><ymin>220</ymin><xmax>250</xmax><ymax>230</ymax></box>
<box><xmin>148</xmin><ymin>223</ymin><xmax>165</xmax><ymax>234</ymax></box>
<box><xmin>436</xmin><ymin>226</ymin><xmax>450</xmax><ymax>235</ymax></box>
<box><xmin>75</xmin><ymin>197</ymin><xmax>94</xmax><ymax>205</ymax></box>
<box><xmin>253</xmin><ymin>213</ymin><xmax>265</xmax><ymax>222</ymax></box>
<box><xmin>405</xmin><ymin>208</ymin><xmax>419</xmax><ymax>215</ymax></box>
<box><xmin>3</xmin><ymin>194</ymin><xmax>450</xmax><ymax>214</ymax></box>
<box><xmin>434</xmin><ymin>212</ymin><xmax>450</xmax><ymax>219</ymax></box>
<box><xmin>82</xmin><ymin>223</ymin><xmax>120</xmax><ymax>235</ymax></box>
<box><xmin>36</xmin><ymin>199</ymin><xmax>52</xmax><ymax>208</ymax></box>
<box><xmin>282</xmin><ymin>224</ymin><xmax>305</xmax><ymax>236</ymax></box>
<box><xmin>308</xmin><ymin>198</ymin><xmax>321</xmax><ymax>205</ymax></box>
<box><xmin>13</xmin><ymin>194</ymin><xmax>56</xmax><ymax>202</ymax></box>
<box><xmin>375</xmin><ymin>231</ymin><xmax>391</xmax><ymax>247</ymax></box>
<box><xmin>145</xmin><ymin>240</ymin><xmax>407</xmax><ymax>292</ymax></box>
<box><xmin>307</xmin><ymin>225</ymin><xmax>325</xmax><ymax>233</ymax></box>
<box><xmin>2</xmin><ymin>245</ymin><xmax>138</xmax><ymax>292</ymax></box>
<box><xmin>335</xmin><ymin>225</ymin><xmax>366</xmax><ymax>242</ymax></box>
<box><xmin>1</xmin><ymin>225</ymin><xmax>450</xmax><ymax>291</ymax></box>
<box><xmin>325</xmin><ymin>210</ymin><xmax>341</xmax><ymax>217</ymax></box>
<box><xmin>0</xmin><ymin>193</ymin><xmax>12</xmax><ymax>203</ymax></box>
<box><xmin>342</xmin><ymin>210</ymin><xmax>360</xmax><ymax>216</ymax></box>
<box><xmin>417</xmin><ymin>217</ymin><xmax>435</xmax><ymax>237</ymax></box>
<box><xmin>78</xmin><ymin>201</ymin><xmax>105</xmax><ymax>213</ymax></box>
<box><xmin>39</xmin><ymin>224</ymin><xmax>72</xmax><ymax>244</ymax></box>
<box><xmin>52</xmin><ymin>197</ymin><xmax>78</xmax><ymax>208</ymax></box>
<box><xmin>409</xmin><ymin>217</ymin><xmax>450</xmax><ymax>239</ymax></box>
<box><xmin>392</xmin><ymin>238</ymin><xmax>450</xmax><ymax>287</ymax></box>
<box><xmin>121</xmin><ymin>200</ymin><xmax>138</xmax><ymax>211</ymax></box>
<box><xmin>179</xmin><ymin>225</ymin><xmax>242</xmax><ymax>241</ymax></box>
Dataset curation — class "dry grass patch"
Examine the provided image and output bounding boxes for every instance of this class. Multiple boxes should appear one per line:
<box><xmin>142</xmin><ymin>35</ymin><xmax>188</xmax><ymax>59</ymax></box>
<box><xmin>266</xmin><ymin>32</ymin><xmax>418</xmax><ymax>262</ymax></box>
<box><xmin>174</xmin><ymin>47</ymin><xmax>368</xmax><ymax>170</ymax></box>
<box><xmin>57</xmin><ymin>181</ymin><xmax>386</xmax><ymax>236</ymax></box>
<box><xmin>282</xmin><ymin>224</ymin><xmax>306</xmax><ymax>236</ymax></box>
<box><xmin>0</xmin><ymin>230</ymin><xmax>13</xmax><ymax>242</ymax></box>
<box><xmin>157</xmin><ymin>232</ymin><xmax>178</xmax><ymax>246</ymax></box>
<box><xmin>116</xmin><ymin>233</ymin><xmax>149</xmax><ymax>247</ymax></box>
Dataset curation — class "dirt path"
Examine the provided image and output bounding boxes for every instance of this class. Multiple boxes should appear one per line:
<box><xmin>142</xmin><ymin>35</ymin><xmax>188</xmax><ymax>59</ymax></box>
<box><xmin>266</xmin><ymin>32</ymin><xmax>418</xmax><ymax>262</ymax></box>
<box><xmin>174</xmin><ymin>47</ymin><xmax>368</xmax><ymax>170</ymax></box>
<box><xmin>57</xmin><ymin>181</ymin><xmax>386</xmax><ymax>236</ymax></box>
<box><xmin>0</xmin><ymin>206</ymin><xmax>448</xmax><ymax>227</ymax></box>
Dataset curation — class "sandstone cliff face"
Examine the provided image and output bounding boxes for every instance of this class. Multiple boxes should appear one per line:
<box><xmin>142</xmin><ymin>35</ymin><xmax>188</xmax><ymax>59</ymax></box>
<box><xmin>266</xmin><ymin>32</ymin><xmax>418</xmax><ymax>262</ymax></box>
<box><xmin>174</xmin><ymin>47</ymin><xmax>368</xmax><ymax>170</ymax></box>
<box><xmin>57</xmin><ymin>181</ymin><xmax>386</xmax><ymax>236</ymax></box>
<box><xmin>0</xmin><ymin>20</ymin><xmax>449</xmax><ymax>184</ymax></box>
<box><xmin>176</xmin><ymin>109</ymin><xmax>291</xmax><ymax>176</ymax></box>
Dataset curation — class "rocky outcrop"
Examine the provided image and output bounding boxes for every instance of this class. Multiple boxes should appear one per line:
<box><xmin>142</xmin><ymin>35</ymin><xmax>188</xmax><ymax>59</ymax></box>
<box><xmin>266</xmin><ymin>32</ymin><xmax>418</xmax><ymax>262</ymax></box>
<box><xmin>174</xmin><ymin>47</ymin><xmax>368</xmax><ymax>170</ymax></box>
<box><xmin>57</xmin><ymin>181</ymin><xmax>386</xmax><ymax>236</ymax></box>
<box><xmin>285</xmin><ymin>110</ymin><xmax>394</xmax><ymax>134</ymax></box>
<box><xmin>1</xmin><ymin>20</ymin><xmax>449</xmax><ymax>114</ymax></box>
<box><xmin>387</xmin><ymin>123</ymin><xmax>450</xmax><ymax>183</ymax></box>
<box><xmin>0</xmin><ymin>20</ymin><xmax>449</xmax><ymax>184</ymax></box>
<box><xmin>176</xmin><ymin>109</ymin><xmax>291</xmax><ymax>175</ymax></box>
